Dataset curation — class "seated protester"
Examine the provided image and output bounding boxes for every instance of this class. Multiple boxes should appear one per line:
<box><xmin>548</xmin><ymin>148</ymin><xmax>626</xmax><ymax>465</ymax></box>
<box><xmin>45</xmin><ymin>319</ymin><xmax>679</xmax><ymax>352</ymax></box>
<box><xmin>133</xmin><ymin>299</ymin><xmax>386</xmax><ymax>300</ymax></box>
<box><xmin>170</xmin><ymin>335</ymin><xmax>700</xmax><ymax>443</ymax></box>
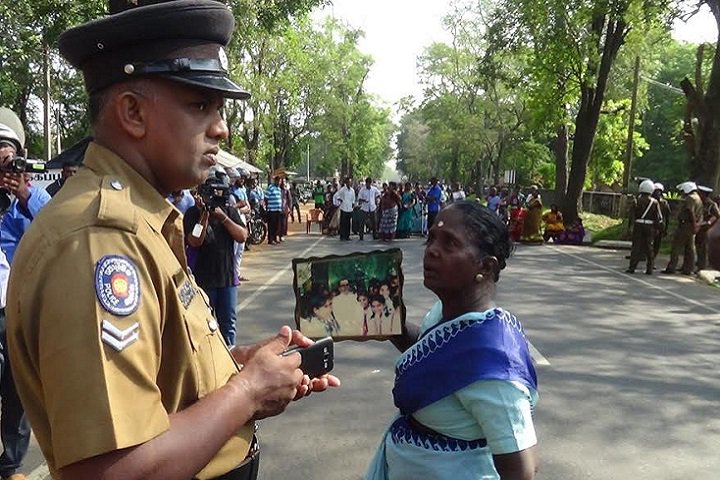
<box><xmin>556</xmin><ymin>218</ymin><xmax>586</xmax><ymax>245</ymax></box>
<box><xmin>184</xmin><ymin>169</ymin><xmax>247</xmax><ymax>346</ymax></box>
<box><xmin>541</xmin><ymin>204</ymin><xmax>565</xmax><ymax>242</ymax></box>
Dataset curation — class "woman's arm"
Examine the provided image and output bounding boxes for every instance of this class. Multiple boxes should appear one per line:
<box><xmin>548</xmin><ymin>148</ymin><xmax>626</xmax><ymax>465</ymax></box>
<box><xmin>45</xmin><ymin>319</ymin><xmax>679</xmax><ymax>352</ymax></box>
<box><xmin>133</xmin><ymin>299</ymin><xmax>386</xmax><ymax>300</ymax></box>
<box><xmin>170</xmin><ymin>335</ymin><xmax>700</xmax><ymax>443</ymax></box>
<box><xmin>493</xmin><ymin>446</ymin><xmax>538</xmax><ymax>480</ymax></box>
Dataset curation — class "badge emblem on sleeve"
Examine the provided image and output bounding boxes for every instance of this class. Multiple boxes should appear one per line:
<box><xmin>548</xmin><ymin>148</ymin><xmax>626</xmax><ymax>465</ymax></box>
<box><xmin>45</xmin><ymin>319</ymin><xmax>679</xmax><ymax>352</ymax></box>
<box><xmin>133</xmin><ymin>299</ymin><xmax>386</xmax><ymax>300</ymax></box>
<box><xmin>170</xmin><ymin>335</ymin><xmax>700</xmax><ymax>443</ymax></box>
<box><xmin>95</xmin><ymin>255</ymin><xmax>141</xmax><ymax>316</ymax></box>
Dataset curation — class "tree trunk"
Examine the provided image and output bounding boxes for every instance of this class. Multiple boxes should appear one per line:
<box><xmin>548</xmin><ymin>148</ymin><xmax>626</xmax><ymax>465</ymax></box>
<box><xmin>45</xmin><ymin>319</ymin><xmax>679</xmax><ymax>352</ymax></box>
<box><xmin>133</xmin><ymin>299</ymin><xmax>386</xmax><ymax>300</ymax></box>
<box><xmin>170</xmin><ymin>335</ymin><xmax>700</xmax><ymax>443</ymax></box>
<box><xmin>681</xmin><ymin>38</ymin><xmax>720</xmax><ymax>189</ymax></box>
<box><xmin>561</xmin><ymin>15</ymin><xmax>627</xmax><ymax>222</ymax></box>
<box><xmin>450</xmin><ymin>143</ymin><xmax>459</xmax><ymax>183</ymax></box>
<box><xmin>552</xmin><ymin>123</ymin><xmax>568</xmax><ymax>204</ymax></box>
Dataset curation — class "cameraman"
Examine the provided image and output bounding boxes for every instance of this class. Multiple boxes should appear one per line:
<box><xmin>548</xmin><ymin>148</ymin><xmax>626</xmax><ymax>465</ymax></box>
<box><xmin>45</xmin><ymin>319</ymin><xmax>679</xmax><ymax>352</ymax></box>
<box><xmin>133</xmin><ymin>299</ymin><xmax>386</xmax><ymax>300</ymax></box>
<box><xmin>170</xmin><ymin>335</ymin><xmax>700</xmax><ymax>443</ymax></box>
<box><xmin>0</xmin><ymin>109</ymin><xmax>47</xmax><ymax>480</ymax></box>
<box><xmin>184</xmin><ymin>168</ymin><xmax>248</xmax><ymax>346</ymax></box>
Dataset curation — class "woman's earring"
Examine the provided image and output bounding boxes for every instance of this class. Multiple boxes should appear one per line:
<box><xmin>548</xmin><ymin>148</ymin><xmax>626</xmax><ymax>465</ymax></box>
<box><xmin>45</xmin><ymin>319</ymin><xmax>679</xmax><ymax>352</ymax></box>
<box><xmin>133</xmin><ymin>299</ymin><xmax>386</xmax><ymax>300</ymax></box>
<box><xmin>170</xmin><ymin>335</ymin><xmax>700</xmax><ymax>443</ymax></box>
<box><xmin>475</xmin><ymin>273</ymin><xmax>484</xmax><ymax>283</ymax></box>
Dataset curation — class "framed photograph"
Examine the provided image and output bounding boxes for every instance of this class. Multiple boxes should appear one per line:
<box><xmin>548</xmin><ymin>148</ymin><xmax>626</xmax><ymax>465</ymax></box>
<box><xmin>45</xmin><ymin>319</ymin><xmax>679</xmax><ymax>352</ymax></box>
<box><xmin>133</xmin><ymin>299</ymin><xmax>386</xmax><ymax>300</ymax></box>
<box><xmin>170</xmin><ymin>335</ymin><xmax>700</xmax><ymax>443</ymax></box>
<box><xmin>292</xmin><ymin>249</ymin><xmax>405</xmax><ymax>340</ymax></box>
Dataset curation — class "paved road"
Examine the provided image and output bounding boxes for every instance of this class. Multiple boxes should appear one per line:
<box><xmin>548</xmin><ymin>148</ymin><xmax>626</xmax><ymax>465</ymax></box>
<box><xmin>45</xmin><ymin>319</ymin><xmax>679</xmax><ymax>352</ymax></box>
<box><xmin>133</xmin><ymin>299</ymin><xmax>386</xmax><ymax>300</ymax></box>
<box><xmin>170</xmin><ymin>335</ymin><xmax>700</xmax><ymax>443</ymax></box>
<box><xmin>21</xmin><ymin>232</ymin><xmax>720</xmax><ymax>479</ymax></box>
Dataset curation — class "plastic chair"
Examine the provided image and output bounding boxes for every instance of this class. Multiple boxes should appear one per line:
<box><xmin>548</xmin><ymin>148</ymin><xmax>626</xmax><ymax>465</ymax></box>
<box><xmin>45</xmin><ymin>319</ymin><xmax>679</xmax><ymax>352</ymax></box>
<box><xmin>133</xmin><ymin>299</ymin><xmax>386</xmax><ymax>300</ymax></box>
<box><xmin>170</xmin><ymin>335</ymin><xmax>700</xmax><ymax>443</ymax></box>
<box><xmin>306</xmin><ymin>208</ymin><xmax>324</xmax><ymax>234</ymax></box>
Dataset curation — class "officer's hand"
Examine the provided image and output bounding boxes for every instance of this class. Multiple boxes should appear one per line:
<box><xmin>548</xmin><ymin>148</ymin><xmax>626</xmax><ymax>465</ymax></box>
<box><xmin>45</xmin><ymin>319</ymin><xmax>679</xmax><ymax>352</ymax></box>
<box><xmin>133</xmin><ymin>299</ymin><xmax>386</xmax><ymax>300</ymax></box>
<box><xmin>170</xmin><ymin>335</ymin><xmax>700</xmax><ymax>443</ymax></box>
<box><xmin>237</xmin><ymin>326</ymin><xmax>303</xmax><ymax>420</ymax></box>
<box><xmin>287</xmin><ymin>329</ymin><xmax>341</xmax><ymax>400</ymax></box>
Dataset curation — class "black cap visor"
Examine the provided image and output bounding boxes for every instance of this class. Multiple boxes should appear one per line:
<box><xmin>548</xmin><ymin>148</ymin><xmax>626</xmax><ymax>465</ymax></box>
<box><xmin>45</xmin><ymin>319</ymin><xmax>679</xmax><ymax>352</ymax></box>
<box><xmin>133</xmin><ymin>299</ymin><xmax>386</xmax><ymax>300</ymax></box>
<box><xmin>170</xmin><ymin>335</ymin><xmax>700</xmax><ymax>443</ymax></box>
<box><xmin>159</xmin><ymin>73</ymin><xmax>250</xmax><ymax>100</ymax></box>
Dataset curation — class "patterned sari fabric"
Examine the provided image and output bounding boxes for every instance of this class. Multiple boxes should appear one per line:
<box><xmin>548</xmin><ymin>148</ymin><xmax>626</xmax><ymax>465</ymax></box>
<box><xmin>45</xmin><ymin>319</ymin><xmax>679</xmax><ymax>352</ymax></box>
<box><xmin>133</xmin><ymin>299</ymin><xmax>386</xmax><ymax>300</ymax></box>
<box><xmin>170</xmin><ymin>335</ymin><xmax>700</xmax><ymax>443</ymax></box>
<box><xmin>366</xmin><ymin>305</ymin><xmax>538</xmax><ymax>480</ymax></box>
<box><xmin>380</xmin><ymin>206</ymin><xmax>399</xmax><ymax>234</ymax></box>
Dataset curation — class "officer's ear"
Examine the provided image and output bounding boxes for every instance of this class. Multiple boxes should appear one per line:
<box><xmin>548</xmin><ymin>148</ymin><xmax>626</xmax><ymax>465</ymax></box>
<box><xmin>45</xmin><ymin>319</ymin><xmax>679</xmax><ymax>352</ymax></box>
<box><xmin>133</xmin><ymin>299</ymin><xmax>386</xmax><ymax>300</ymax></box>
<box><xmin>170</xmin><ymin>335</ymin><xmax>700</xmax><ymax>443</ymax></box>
<box><xmin>112</xmin><ymin>84</ymin><xmax>150</xmax><ymax>140</ymax></box>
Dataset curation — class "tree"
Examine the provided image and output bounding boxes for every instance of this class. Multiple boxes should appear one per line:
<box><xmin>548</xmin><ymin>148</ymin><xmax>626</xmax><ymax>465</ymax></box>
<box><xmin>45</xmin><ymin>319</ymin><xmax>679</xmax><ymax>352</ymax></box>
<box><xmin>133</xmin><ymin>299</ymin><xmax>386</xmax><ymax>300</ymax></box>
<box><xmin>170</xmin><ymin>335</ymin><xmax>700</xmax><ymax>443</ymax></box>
<box><xmin>227</xmin><ymin>13</ymin><xmax>392</xmax><ymax>178</ymax></box>
<box><xmin>679</xmin><ymin>0</ymin><xmax>720</xmax><ymax>189</ymax></box>
<box><xmin>0</xmin><ymin>1</ymin><xmax>105</xmax><ymax>157</ymax></box>
<box><xmin>635</xmin><ymin>38</ymin><xmax>696</xmax><ymax>187</ymax></box>
<box><xmin>493</xmin><ymin>0</ymin><xmax>674</xmax><ymax>221</ymax></box>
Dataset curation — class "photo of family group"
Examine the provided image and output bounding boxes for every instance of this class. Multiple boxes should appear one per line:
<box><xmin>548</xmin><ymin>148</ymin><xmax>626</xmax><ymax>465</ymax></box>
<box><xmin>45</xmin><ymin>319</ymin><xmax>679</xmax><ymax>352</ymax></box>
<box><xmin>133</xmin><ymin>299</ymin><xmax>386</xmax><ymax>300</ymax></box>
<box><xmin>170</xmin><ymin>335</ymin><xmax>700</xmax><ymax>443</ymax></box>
<box><xmin>292</xmin><ymin>249</ymin><xmax>405</xmax><ymax>339</ymax></box>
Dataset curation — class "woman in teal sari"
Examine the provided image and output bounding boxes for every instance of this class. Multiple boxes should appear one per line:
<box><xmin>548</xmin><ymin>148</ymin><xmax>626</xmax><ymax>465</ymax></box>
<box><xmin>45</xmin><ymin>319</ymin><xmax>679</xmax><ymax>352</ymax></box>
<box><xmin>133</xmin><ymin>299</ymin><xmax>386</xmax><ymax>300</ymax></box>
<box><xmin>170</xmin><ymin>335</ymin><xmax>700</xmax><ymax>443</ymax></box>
<box><xmin>366</xmin><ymin>201</ymin><xmax>539</xmax><ymax>480</ymax></box>
<box><xmin>397</xmin><ymin>182</ymin><xmax>416</xmax><ymax>239</ymax></box>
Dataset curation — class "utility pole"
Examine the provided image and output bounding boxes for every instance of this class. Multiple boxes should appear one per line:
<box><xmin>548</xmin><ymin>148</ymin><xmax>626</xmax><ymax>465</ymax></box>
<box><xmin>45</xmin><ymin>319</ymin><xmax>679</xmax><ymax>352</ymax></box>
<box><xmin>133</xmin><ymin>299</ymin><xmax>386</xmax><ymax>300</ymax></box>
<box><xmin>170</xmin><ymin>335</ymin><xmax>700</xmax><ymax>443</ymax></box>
<box><xmin>622</xmin><ymin>56</ymin><xmax>641</xmax><ymax>191</ymax></box>
<box><xmin>307</xmin><ymin>142</ymin><xmax>310</xmax><ymax>182</ymax></box>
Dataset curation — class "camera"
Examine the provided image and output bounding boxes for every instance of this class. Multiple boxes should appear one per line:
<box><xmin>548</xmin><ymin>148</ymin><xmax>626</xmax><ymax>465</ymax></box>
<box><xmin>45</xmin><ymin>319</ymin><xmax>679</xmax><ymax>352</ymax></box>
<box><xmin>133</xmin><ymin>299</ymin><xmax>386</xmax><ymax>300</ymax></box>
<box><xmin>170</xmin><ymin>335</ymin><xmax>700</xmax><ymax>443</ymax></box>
<box><xmin>0</xmin><ymin>156</ymin><xmax>47</xmax><ymax>174</ymax></box>
<box><xmin>198</xmin><ymin>179</ymin><xmax>230</xmax><ymax>211</ymax></box>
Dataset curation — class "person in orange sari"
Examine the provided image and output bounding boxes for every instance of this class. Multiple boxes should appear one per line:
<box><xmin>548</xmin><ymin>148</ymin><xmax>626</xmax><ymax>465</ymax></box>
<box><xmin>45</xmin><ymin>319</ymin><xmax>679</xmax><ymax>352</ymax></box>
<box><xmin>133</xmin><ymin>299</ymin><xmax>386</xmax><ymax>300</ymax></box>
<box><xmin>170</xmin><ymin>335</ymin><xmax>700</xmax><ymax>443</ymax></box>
<box><xmin>520</xmin><ymin>186</ymin><xmax>543</xmax><ymax>243</ymax></box>
<box><xmin>542</xmin><ymin>204</ymin><xmax>565</xmax><ymax>242</ymax></box>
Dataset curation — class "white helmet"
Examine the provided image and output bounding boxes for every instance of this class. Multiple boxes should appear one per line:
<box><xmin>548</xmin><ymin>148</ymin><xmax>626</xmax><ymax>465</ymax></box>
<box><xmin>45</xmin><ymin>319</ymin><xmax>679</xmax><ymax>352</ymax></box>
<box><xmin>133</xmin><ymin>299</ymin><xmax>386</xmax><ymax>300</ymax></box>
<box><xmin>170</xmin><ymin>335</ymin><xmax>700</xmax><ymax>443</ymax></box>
<box><xmin>0</xmin><ymin>108</ymin><xmax>24</xmax><ymax>152</ymax></box>
<box><xmin>677</xmin><ymin>182</ymin><xmax>698</xmax><ymax>194</ymax></box>
<box><xmin>638</xmin><ymin>179</ymin><xmax>655</xmax><ymax>194</ymax></box>
<box><xmin>653</xmin><ymin>182</ymin><xmax>664</xmax><ymax>192</ymax></box>
<box><xmin>0</xmin><ymin>123</ymin><xmax>22</xmax><ymax>152</ymax></box>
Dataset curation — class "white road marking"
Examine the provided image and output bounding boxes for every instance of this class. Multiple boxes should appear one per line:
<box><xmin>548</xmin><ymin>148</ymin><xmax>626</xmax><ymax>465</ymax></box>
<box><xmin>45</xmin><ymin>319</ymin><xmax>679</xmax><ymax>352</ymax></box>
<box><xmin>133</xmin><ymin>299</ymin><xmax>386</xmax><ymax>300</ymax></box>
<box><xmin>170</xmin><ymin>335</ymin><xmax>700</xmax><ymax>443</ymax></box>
<box><xmin>549</xmin><ymin>245</ymin><xmax>720</xmax><ymax>315</ymax></box>
<box><xmin>528</xmin><ymin>341</ymin><xmax>551</xmax><ymax>366</ymax></box>
<box><xmin>237</xmin><ymin>236</ymin><xmax>325</xmax><ymax>312</ymax></box>
<box><xmin>27</xmin><ymin>463</ymin><xmax>49</xmax><ymax>480</ymax></box>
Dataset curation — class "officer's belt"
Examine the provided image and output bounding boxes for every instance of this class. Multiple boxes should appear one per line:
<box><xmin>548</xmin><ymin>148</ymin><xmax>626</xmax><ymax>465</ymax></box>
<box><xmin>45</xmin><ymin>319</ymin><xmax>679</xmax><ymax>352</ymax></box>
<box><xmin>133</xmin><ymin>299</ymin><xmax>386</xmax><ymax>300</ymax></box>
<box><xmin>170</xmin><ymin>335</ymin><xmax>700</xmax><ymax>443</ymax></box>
<box><xmin>635</xmin><ymin>219</ymin><xmax>655</xmax><ymax>225</ymax></box>
<box><xmin>213</xmin><ymin>436</ymin><xmax>260</xmax><ymax>480</ymax></box>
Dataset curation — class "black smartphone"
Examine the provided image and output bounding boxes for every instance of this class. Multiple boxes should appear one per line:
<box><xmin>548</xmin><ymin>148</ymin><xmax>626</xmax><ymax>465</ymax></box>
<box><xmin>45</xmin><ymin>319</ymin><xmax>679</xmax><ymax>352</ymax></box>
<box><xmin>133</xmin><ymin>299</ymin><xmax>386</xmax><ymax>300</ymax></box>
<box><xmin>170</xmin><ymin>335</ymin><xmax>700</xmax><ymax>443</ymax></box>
<box><xmin>281</xmin><ymin>337</ymin><xmax>334</xmax><ymax>378</ymax></box>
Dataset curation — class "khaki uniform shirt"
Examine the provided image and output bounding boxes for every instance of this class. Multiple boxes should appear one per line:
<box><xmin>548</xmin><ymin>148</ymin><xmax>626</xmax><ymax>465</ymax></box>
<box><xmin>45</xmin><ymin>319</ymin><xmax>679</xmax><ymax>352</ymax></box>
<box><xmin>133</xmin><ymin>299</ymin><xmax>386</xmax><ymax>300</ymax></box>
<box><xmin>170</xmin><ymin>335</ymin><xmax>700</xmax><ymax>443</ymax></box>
<box><xmin>6</xmin><ymin>143</ymin><xmax>252</xmax><ymax>479</ymax></box>
<box><xmin>679</xmin><ymin>192</ymin><xmax>704</xmax><ymax>226</ymax></box>
<box><xmin>702</xmin><ymin>198</ymin><xmax>720</xmax><ymax>223</ymax></box>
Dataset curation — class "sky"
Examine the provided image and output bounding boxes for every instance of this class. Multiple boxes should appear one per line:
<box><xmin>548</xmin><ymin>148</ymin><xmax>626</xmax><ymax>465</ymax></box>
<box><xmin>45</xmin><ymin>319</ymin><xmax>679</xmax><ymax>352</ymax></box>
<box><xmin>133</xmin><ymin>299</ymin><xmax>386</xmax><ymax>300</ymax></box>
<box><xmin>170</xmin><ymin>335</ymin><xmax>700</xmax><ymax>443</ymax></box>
<box><xmin>314</xmin><ymin>1</ymin><xmax>719</xmax><ymax>106</ymax></box>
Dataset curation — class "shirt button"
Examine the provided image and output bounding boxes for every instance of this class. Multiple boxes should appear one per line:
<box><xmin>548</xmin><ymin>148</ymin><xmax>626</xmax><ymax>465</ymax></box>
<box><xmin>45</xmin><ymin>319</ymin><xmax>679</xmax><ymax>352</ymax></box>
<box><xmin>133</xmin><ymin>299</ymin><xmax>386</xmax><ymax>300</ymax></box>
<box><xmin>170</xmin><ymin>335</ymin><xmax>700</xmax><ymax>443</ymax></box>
<box><xmin>111</xmin><ymin>180</ymin><xmax>124</xmax><ymax>191</ymax></box>
<box><xmin>208</xmin><ymin>320</ymin><xmax>219</xmax><ymax>332</ymax></box>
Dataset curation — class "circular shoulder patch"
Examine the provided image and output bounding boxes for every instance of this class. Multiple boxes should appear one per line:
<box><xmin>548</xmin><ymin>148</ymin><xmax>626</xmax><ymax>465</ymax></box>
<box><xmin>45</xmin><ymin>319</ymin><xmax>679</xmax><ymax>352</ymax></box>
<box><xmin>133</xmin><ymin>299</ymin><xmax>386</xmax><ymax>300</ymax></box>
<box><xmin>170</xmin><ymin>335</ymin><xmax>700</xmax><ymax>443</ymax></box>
<box><xmin>94</xmin><ymin>255</ymin><xmax>141</xmax><ymax>316</ymax></box>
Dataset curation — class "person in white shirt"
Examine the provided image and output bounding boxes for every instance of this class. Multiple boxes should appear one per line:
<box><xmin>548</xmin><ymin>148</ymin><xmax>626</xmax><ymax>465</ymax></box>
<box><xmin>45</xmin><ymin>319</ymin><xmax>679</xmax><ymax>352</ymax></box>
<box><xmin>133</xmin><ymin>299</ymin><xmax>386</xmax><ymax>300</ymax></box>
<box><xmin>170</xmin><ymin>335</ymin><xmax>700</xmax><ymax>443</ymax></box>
<box><xmin>333</xmin><ymin>177</ymin><xmax>356</xmax><ymax>241</ymax></box>
<box><xmin>358</xmin><ymin>177</ymin><xmax>381</xmax><ymax>240</ymax></box>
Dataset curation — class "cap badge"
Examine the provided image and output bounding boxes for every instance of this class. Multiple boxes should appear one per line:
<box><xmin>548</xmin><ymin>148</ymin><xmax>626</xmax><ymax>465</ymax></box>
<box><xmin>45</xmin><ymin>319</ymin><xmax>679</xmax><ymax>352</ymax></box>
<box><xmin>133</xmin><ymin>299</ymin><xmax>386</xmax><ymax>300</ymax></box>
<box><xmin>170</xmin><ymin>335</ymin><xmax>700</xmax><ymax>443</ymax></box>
<box><xmin>124</xmin><ymin>64</ymin><xmax>135</xmax><ymax>75</ymax></box>
<box><xmin>95</xmin><ymin>255</ymin><xmax>141</xmax><ymax>316</ymax></box>
<box><xmin>218</xmin><ymin>47</ymin><xmax>229</xmax><ymax>72</ymax></box>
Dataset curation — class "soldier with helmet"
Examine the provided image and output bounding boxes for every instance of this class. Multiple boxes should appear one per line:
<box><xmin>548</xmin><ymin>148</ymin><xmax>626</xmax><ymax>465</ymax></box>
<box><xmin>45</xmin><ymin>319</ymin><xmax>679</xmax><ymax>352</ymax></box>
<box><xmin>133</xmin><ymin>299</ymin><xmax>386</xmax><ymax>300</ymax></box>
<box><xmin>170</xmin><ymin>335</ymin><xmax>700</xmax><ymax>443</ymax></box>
<box><xmin>626</xmin><ymin>179</ymin><xmax>663</xmax><ymax>274</ymax></box>
<box><xmin>695</xmin><ymin>185</ymin><xmax>720</xmax><ymax>272</ymax></box>
<box><xmin>6</xmin><ymin>2</ymin><xmax>339</xmax><ymax>479</ymax></box>
<box><xmin>662</xmin><ymin>182</ymin><xmax>704</xmax><ymax>275</ymax></box>
<box><xmin>651</xmin><ymin>183</ymin><xmax>671</xmax><ymax>262</ymax></box>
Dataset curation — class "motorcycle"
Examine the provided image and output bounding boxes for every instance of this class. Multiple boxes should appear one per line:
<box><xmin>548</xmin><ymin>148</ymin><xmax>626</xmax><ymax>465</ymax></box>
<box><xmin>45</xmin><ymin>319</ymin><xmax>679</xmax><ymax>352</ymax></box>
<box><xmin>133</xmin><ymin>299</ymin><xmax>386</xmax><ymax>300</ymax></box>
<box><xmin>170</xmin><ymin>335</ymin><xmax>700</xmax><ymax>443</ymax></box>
<box><xmin>247</xmin><ymin>205</ymin><xmax>267</xmax><ymax>245</ymax></box>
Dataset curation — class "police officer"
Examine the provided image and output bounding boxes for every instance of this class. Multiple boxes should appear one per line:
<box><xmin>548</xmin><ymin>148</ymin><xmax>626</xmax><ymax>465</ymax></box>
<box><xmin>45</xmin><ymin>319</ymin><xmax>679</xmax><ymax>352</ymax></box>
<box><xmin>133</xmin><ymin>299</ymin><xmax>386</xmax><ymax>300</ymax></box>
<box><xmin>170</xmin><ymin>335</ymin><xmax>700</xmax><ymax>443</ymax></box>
<box><xmin>651</xmin><ymin>183</ymin><xmax>671</xmax><ymax>262</ymax></box>
<box><xmin>626</xmin><ymin>179</ymin><xmax>663</xmax><ymax>275</ymax></box>
<box><xmin>6</xmin><ymin>2</ymin><xmax>338</xmax><ymax>479</ymax></box>
<box><xmin>695</xmin><ymin>185</ymin><xmax>720</xmax><ymax>272</ymax></box>
<box><xmin>662</xmin><ymin>182</ymin><xmax>704</xmax><ymax>275</ymax></box>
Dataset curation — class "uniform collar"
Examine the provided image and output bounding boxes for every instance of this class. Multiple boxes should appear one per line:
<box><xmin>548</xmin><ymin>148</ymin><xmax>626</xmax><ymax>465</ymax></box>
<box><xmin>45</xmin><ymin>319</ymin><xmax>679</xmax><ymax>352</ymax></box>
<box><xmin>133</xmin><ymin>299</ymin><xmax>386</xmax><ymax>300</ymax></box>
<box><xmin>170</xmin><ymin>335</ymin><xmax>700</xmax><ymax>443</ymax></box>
<box><xmin>83</xmin><ymin>142</ymin><xmax>178</xmax><ymax>234</ymax></box>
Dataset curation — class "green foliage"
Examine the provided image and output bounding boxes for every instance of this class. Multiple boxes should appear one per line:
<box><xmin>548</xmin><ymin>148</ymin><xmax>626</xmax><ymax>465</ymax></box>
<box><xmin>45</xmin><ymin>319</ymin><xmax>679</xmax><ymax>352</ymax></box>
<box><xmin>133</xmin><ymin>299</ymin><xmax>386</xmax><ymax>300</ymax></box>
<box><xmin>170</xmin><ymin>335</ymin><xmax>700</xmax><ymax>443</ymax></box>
<box><xmin>635</xmin><ymin>38</ymin><xmax>700</xmax><ymax>187</ymax></box>
<box><xmin>228</xmin><ymin>15</ymin><xmax>392</xmax><ymax>178</ymax></box>
<box><xmin>589</xmin><ymin>98</ymin><xmax>649</xmax><ymax>188</ymax></box>
<box><xmin>0</xmin><ymin>1</ymin><xmax>105</xmax><ymax>157</ymax></box>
